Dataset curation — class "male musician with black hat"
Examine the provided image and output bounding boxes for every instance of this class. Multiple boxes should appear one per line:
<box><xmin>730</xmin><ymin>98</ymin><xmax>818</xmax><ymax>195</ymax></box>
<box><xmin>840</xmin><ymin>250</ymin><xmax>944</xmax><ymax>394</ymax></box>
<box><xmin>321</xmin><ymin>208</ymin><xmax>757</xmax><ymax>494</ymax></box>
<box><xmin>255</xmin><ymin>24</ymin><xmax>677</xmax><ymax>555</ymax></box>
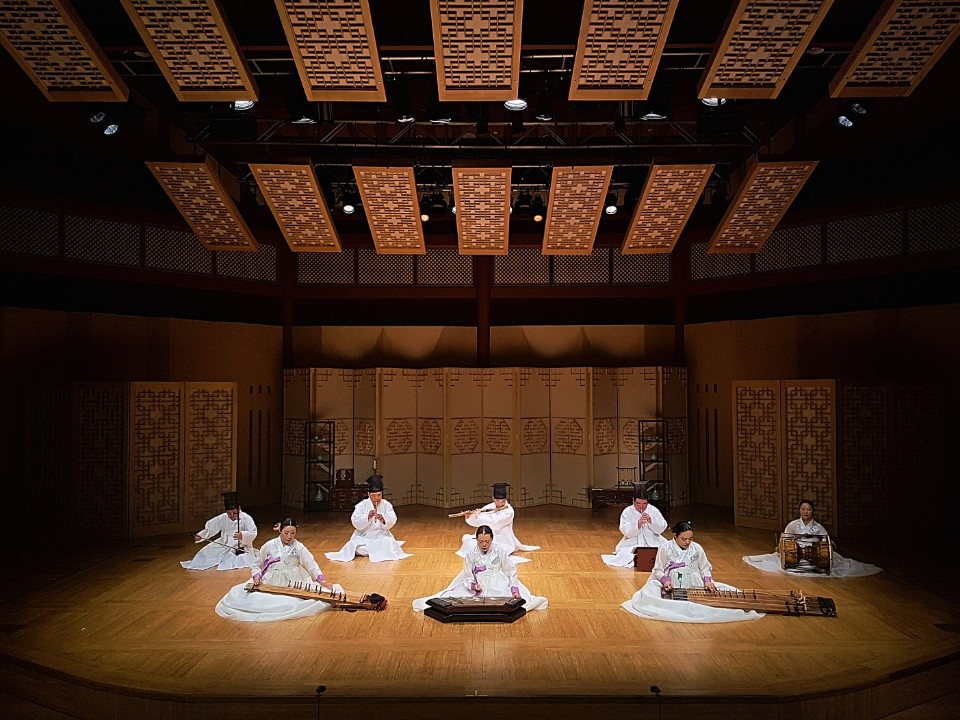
<box><xmin>181</xmin><ymin>491</ymin><xmax>258</xmax><ymax>571</ymax></box>
<box><xmin>324</xmin><ymin>475</ymin><xmax>412</xmax><ymax>563</ymax></box>
<box><xmin>455</xmin><ymin>482</ymin><xmax>540</xmax><ymax>563</ymax></box>
<box><xmin>600</xmin><ymin>485</ymin><xmax>667</xmax><ymax>567</ymax></box>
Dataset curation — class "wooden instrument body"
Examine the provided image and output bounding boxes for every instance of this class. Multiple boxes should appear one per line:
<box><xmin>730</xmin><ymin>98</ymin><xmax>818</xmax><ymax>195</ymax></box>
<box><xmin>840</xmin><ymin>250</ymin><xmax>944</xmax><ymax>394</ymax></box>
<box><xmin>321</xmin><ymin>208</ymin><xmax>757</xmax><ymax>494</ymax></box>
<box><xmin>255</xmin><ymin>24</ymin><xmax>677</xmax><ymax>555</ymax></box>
<box><xmin>661</xmin><ymin>586</ymin><xmax>837</xmax><ymax>617</ymax></box>
<box><xmin>779</xmin><ymin>533</ymin><xmax>832</xmax><ymax>575</ymax></box>
<box><xmin>244</xmin><ymin>582</ymin><xmax>387</xmax><ymax>611</ymax></box>
<box><xmin>424</xmin><ymin>596</ymin><xmax>526</xmax><ymax>623</ymax></box>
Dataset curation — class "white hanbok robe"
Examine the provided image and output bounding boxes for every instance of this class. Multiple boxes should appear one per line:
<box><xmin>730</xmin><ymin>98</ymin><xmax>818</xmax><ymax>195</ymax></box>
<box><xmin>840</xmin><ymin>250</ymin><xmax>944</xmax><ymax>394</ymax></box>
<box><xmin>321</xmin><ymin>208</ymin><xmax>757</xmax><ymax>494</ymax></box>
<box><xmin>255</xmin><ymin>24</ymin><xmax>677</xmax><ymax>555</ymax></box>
<box><xmin>742</xmin><ymin>518</ymin><xmax>882</xmax><ymax>578</ymax></box>
<box><xmin>216</xmin><ymin>538</ymin><xmax>334</xmax><ymax>622</ymax></box>
<box><xmin>413</xmin><ymin>543</ymin><xmax>548</xmax><ymax>612</ymax></box>
<box><xmin>324</xmin><ymin>497</ymin><xmax>412</xmax><ymax>563</ymax></box>
<box><xmin>455</xmin><ymin>502</ymin><xmax>539</xmax><ymax>563</ymax></box>
<box><xmin>623</xmin><ymin>538</ymin><xmax>763</xmax><ymax>623</ymax></box>
<box><xmin>181</xmin><ymin>511</ymin><xmax>257</xmax><ymax>571</ymax></box>
<box><xmin>601</xmin><ymin>503</ymin><xmax>668</xmax><ymax>567</ymax></box>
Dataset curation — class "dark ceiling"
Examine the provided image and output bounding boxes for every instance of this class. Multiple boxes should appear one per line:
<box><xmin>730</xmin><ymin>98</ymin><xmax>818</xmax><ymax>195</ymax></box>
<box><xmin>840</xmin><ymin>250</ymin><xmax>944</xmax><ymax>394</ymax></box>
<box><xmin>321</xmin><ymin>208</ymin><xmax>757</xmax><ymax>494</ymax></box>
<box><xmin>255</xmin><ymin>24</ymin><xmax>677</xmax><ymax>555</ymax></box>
<box><xmin>2</xmin><ymin>0</ymin><xmax>959</xmax><ymax>245</ymax></box>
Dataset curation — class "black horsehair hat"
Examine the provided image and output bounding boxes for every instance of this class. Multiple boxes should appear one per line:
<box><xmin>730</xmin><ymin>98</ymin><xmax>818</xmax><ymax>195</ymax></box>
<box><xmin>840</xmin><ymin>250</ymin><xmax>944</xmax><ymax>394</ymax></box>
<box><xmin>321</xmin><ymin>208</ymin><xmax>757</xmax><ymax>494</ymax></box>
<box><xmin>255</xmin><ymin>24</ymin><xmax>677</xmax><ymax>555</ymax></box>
<box><xmin>221</xmin><ymin>491</ymin><xmax>239</xmax><ymax>510</ymax></box>
<box><xmin>492</xmin><ymin>483</ymin><xmax>510</xmax><ymax>499</ymax></box>
<box><xmin>367</xmin><ymin>474</ymin><xmax>384</xmax><ymax>492</ymax></box>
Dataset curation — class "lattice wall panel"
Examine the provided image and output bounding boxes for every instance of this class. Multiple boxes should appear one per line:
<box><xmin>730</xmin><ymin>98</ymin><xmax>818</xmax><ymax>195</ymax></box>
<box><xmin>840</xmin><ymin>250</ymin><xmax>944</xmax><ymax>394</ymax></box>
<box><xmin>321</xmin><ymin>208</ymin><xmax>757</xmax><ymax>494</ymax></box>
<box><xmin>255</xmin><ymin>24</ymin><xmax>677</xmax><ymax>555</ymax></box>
<box><xmin>119</xmin><ymin>0</ymin><xmax>257</xmax><ymax>101</ymax></box>
<box><xmin>73</xmin><ymin>383</ymin><xmax>127</xmax><ymax>538</ymax></box>
<box><xmin>129</xmin><ymin>383</ymin><xmax>183</xmax><ymax>538</ymax></box>
<box><xmin>570</xmin><ymin>0</ymin><xmax>678</xmax><ymax>100</ymax></box>
<box><xmin>542</xmin><ymin>166</ymin><xmax>612</xmax><ymax>255</ymax></box>
<box><xmin>147</xmin><ymin>160</ymin><xmax>258</xmax><ymax>251</ymax></box>
<box><xmin>698</xmin><ymin>0</ymin><xmax>835</xmax><ymax>100</ymax></box>
<box><xmin>276</xmin><ymin>0</ymin><xmax>385</xmax><ymax>102</ymax></box>
<box><xmin>452</xmin><ymin>167</ymin><xmax>511</xmax><ymax>254</ymax></box>
<box><xmin>0</xmin><ymin>0</ymin><xmax>128</xmax><ymax>101</ymax></box>
<box><xmin>354</xmin><ymin>166</ymin><xmax>425</xmax><ymax>254</ymax></box>
<box><xmin>430</xmin><ymin>0</ymin><xmax>521</xmax><ymax>101</ymax></box>
<box><xmin>829</xmin><ymin>0</ymin><xmax>960</xmax><ymax>98</ymax></box>
<box><xmin>249</xmin><ymin>164</ymin><xmax>342</xmax><ymax>252</ymax></box>
<box><xmin>708</xmin><ymin>160</ymin><xmax>818</xmax><ymax>253</ymax></box>
<box><xmin>892</xmin><ymin>384</ymin><xmax>943</xmax><ymax>529</ymax></box>
<box><xmin>184</xmin><ymin>383</ymin><xmax>236</xmax><ymax>529</ymax></box>
<box><xmin>622</xmin><ymin>164</ymin><xmax>714</xmax><ymax>254</ymax></box>
<box><xmin>837</xmin><ymin>382</ymin><xmax>889</xmax><ymax>535</ymax></box>
<box><xmin>782</xmin><ymin>381</ymin><xmax>836</xmax><ymax>528</ymax></box>
<box><xmin>732</xmin><ymin>381</ymin><xmax>782</xmax><ymax>530</ymax></box>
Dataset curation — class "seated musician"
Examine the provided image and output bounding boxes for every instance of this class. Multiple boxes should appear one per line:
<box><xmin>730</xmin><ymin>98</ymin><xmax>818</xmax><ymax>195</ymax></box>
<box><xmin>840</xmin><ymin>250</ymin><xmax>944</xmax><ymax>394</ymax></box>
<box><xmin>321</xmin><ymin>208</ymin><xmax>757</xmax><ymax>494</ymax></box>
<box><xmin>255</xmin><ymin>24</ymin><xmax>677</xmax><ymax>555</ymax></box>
<box><xmin>216</xmin><ymin>517</ymin><xmax>342</xmax><ymax>622</ymax></box>
<box><xmin>622</xmin><ymin>521</ymin><xmax>763</xmax><ymax>623</ymax></box>
<box><xmin>600</xmin><ymin>487</ymin><xmax>668</xmax><ymax>567</ymax></box>
<box><xmin>412</xmin><ymin>525</ymin><xmax>548</xmax><ymax>612</ymax></box>
<box><xmin>455</xmin><ymin>483</ymin><xmax>539</xmax><ymax>563</ymax></box>
<box><xmin>181</xmin><ymin>491</ymin><xmax>258</xmax><ymax>571</ymax></box>
<box><xmin>325</xmin><ymin>475</ymin><xmax>412</xmax><ymax>563</ymax></box>
<box><xmin>742</xmin><ymin>498</ymin><xmax>882</xmax><ymax>578</ymax></box>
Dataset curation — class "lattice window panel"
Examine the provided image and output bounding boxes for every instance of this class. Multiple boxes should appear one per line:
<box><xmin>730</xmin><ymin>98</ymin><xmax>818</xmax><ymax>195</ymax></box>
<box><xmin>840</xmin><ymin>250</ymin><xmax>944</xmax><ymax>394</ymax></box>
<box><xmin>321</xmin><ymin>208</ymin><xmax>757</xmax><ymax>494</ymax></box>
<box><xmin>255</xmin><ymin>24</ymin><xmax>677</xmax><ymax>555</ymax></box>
<box><xmin>144</xmin><ymin>226</ymin><xmax>212</xmax><ymax>274</ymax></box>
<box><xmin>357</xmin><ymin>248</ymin><xmax>414</xmax><ymax>284</ymax></box>
<box><xmin>417</xmin><ymin>248</ymin><xmax>473</xmax><ymax>285</ymax></box>
<box><xmin>690</xmin><ymin>241</ymin><xmax>751</xmax><ymax>280</ymax></box>
<box><xmin>554</xmin><ymin>249</ymin><xmax>610</xmax><ymax>284</ymax></box>
<box><xmin>612</xmin><ymin>252</ymin><xmax>670</xmax><ymax>284</ymax></box>
<box><xmin>298</xmin><ymin>249</ymin><xmax>355</xmax><ymax>284</ymax></box>
<box><xmin>493</xmin><ymin>247</ymin><xmax>550</xmax><ymax>284</ymax></box>
<box><xmin>825</xmin><ymin>212</ymin><xmax>902</xmax><ymax>264</ymax></box>
<box><xmin>216</xmin><ymin>244</ymin><xmax>277</xmax><ymax>282</ymax></box>
<box><xmin>908</xmin><ymin>202</ymin><xmax>960</xmax><ymax>254</ymax></box>
<box><xmin>755</xmin><ymin>224</ymin><xmax>822</xmax><ymax>273</ymax></box>
<box><xmin>64</xmin><ymin>215</ymin><xmax>140</xmax><ymax>266</ymax></box>
<box><xmin>0</xmin><ymin>205</ymin><xmax>58</xmax><ymax>257</ymax></box>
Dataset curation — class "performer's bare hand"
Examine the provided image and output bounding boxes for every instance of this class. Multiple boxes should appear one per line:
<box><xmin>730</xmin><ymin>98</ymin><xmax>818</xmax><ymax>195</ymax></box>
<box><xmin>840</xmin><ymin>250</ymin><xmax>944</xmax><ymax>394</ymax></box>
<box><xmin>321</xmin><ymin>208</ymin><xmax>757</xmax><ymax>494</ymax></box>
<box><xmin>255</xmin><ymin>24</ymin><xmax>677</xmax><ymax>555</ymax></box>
<box><xmin>704</xmin><ymin>581</ymin><xmax>717</xmax><ymax>593</ymax></box>
<box><xmin>252</xmin><ymin>575</ymin><xmax>262</xmax><ymax>586</ymax></box>
<box><xmin>512</xmin><ymin>591</ymin><xmax>521</xmax><ymax>599</ymax></box>
<box><xmin>661</xmin><ymin>580</ymin><xmax>673</xmax><ymax>591</ymax></box>
<box><xmin>368</xmin><ymin>509</ymin><xmax>377</xmax><ymax>520</ymax></box>
<box><xmin>468</xmin><ymin>509</ymin><xmax>481</xmax><ymax>518</ymax></box>
<box><xmin>194</xmin><ymin>534</ymin><xmax>203</xmax><ymax>542</ymax></box>
<box><xmin>232</xmin><ymin>531</ymin><xmax>243</xmax><ymax>541</ymax></box>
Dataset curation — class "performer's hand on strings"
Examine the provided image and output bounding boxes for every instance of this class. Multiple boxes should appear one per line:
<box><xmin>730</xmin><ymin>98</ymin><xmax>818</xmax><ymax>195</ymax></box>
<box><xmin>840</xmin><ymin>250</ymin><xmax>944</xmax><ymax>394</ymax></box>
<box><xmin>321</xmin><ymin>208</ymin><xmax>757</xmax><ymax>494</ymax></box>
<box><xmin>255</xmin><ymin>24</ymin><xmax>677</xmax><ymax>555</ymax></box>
<box><xmin>252</xmin><ymin>574</ymin><xmax>262</xmax><ymax>587</ymax></box>
<box><xmin>704</xmin><ymin>580</ymin><xmax>717</xmax><ymax>592</ymax></box>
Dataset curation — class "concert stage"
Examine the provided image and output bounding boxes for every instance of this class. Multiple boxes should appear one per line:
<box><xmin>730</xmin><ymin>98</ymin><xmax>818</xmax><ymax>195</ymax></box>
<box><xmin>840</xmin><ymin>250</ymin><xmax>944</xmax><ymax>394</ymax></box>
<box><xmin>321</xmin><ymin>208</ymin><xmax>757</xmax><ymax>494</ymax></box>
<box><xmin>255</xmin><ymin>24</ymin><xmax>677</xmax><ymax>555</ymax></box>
<box><xmin>2</xmin><ymin>505</ymin><xmax>958</xmax><ymax>720</ymax></box>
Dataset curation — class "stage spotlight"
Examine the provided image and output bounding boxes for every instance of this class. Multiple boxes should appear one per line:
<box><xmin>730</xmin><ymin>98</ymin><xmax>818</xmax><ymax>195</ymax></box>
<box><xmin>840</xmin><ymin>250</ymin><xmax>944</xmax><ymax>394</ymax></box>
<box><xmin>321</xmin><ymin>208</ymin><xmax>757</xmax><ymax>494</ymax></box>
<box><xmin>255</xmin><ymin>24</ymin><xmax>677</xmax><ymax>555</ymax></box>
<box><xmin>513</xmin><ymin>191</ymin><xmax>533</xmax><ymax>215</ymax></box>
<box><xmin>701</xmin><ymin>97</ymin><xmax>726</xmax><ymax>107</ymax></box>
<box><xmin>419</xmin><ymin>195</ymin><xmax>431</xmax><ymax>222</ymax></box>
<box><xmin>531</xmin><ymin>193</ymin><xmax>545</xmax><ymax>223</ymax></box>
<box><xmin>604</xmin><ymin>192</ymin><xmax>618</xmax><ymax>215</ymax></box>
<box><xmin>103</xmin><ymin>123</ymin><xmax>119</xmax><ymax>136</ymax></box>
<box><xmin>230</xmin><ymin>100</ymin><xmax>255</xmax><ymax>111</ymax></box>
<box><xmin>504</xmin><ymin>98</ymin><xmax>528</xmax><ymax>111</ymax></box>
<box><xmin>838</xmin><ymin>114</ymin><xmax>854</xmax><ymax>128</ymax></box>
<box><xmin>89</xmin><ymin>111</ymin><xmax>106</xmax><ymax>123</ymax></box>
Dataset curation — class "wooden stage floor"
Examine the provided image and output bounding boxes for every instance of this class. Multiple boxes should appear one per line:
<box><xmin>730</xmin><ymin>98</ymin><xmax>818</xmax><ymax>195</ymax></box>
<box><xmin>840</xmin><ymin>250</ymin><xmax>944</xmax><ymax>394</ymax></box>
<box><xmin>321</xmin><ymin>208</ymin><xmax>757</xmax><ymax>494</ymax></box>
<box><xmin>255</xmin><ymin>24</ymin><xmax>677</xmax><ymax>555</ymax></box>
<box><xmin>2</xmin><ymin>504</ymin><xmax>959</xmax><ymax>720</ymax></box>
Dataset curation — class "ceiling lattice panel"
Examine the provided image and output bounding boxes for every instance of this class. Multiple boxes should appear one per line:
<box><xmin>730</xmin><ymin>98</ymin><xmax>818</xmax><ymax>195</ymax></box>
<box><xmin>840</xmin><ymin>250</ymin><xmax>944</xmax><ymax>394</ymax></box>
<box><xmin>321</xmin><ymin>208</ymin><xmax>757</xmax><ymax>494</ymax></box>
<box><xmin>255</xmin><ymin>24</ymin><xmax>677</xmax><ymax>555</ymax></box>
<box><xmin>276</xmin><ymin>0</ymin><xmax>385</xmax><ymax>102</ymax></box>
<box><xmin>699</xmin><ymin>0</ymin><xmax>835</xmax><ymax>100</ymax></box>
<box><xmin>829</xmin><ymin>0</ymin><xmax>960</xmax><ymax>98</ymax></box>
<box><xmin>707</xmin><ymin>160</ymin><xmax>818</xmax><ymax>254</ymax></box>
<box><xmin>248</xmin><ymin>164</ymin><xmax>342</xmax><ymax>252</ymax></box>
<box><xmin>622</xmin><ymin>164</ymin><xmax>715</xmax><ymax>254</ymax></box>
<box><xmin>542</xmin><ymin>166</ymin><xmax>613</xmax><ymax>255</ymax></box>
<box><xmin>119</xmin><ymin>0</ymin><xmax>257</xmax><ymax>102</ymax></box>
<box><xmin>353</xmin><ymin>167</ymin><xmax>425</xmax><ymax>254</ymax></box>
<box><xmin>452</xmin><ymin>168</ymin><xmax>511</xmax><ymax>255</ymax></box>
<box><xmin>0</xmin><ymin>0</ymin><xmax>128</xmax><ymax>102</ymax></box>
<box><xmin>570</xmin><ymin>0</ymin><xmax>679</xmax><ymax>101</ymax></box>
<box><xmin>430</xmin><ymin>0</ymin><xmax>522</xmax><ymax>101</ymax></box>
<box><xmin>146</xmin><ymin>159</ymin><xmax>258</xmax><ymax>251</ymax></box>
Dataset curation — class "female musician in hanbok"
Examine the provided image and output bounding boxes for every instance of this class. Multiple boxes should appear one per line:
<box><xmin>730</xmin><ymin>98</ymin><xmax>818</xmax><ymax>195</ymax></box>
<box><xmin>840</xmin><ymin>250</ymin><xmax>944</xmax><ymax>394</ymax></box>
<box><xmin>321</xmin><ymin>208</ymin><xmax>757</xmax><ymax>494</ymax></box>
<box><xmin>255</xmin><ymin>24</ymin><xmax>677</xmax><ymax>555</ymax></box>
<box><xmin>623</xmin><ymin>521</ymin><xmax>763</xmax><ymax>623</ymax></box>
<box><xmin>325</xmin><ymin>476</ymin><xmax>411</xmax><ymax>563</ymax></box>
<box><xmin>413</xmin><ymin>525</ymin><xmax>548</xmax><ymax>612</ymax></box>
<box><xmin>216</xmin><ymin>518</ymin><xmax>339</xmax><ymax>622</ymax></box>
<box><xmin>455</xmin><ymin>483</ymin><xmax>539</xmax><ymax>564</ymax></box>
<box><xmin>742</xmin><ymin>499</ymin><xmax>882</xmax><ymax>578</ymax></box>
<box><xmin>181</xmin><ymin>491</ymin><xmax>258</xmax><ymax>571</ymax></box>
<box><xmin>601</xmin><ymin>489</ymin><xmax>668</xmax><ymax>567</ymax></box>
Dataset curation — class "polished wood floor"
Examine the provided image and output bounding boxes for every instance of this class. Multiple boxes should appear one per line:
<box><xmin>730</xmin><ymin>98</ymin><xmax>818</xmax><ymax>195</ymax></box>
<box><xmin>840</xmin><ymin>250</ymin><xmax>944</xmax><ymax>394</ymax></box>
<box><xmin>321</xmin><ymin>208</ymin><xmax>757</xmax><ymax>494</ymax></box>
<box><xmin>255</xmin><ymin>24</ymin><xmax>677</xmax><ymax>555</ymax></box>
<box><xmin>2</xmin><ymin>504</ymin><xmax>959</xmax><ymax>720</ymax></box>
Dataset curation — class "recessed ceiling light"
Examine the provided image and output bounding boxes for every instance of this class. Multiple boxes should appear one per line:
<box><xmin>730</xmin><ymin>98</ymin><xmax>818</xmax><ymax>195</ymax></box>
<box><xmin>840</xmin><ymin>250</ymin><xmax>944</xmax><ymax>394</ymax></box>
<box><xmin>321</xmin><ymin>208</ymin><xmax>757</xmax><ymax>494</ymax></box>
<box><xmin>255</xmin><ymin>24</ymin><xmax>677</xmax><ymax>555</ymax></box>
<box><xmin>641</xmin><ymin>110</ymin><xmax>667</xmax><ymax>120</ymax></box>
<box><xmin>701</xmin><ymin>97</ymin><xmax>726</xmax><ymax>107</ymax></box>
<box><xmin>504</xmin><ymin>98</ymin><xmax>528</xmax><ymax>111</ymax></box>
<box><xmin>231</xmin><ymin>100</ymin><xmax>255</xmax><ymax>111</ymax></box>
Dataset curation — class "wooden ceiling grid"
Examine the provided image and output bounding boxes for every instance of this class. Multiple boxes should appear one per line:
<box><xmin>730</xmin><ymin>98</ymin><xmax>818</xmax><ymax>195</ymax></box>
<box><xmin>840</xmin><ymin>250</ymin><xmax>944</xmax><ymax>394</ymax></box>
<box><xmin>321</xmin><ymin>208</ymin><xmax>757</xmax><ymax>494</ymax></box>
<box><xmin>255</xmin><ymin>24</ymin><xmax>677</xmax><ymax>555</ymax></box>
<box><xmin>145</xmin><ymin>159</ymin><xmax>258</xmax><ymax>251</ymax></box>
<box><xmin>0</xmin><ymin>0</ymin><xmax>128</xmax><ymax>102</ymax></box>
<box><xmin>353</xmin><ymin>167</ymin><xmax>426</xmax><ymax>254</ymax></box>
<box><xmin>248</xmin><ymin>164</ymin><xmax>342</xmax><ymax>252</ymax></box>
<box><xmin>542</xmin><ymin>166</ymin><xmax>614</xmax><ymax>255</ymax></box>
<box><xmin>699</xmin><ymin>0</ymin><xmax>835</xmax><ymax>100</ymax></box>
<box><xmin>621</xmin><ymin>164</ymin><xmax>715</xmax><ymax>254</ymax></box>
<box><xmin>430</xmin><ymin>0</ymin><xmax>522</xmax><ymax>101</ymax></box>
<box><xmin>451</xmin><ymin>168</ymin><xmax>512</xmax><ymax>255</ymax></box>
<box><xmin>707</xmin><ymin>160</ymin><xmax>818</xmax><ymax>253</ymax></box>
<box><xmin>828</xmin><ymin>0</ymin><xmax>960</xmax><ymax>98</ymax></box>
<box><xmin>119</xmin><ymin>0</ymin><xmax>257</xmax><ymax>102</ymax></box>
<box><xmin>570</xmin><ymin>0</ymin><xmax>679</xmax><ymax>101</ymax></box>
<box><xmin>276</xmin><ymin>0</ymin><xmax>386</xmax><ymax>102</ymax></box>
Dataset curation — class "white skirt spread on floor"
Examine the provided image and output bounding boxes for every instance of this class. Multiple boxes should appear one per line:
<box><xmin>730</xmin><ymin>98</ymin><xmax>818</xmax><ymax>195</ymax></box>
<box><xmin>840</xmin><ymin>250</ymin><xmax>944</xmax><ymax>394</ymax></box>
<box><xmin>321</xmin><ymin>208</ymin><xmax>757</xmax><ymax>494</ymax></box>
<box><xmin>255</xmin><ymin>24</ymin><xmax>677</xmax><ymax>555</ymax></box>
<box><xmin>622</xmin><ymin>576</ymin><xmax>764</xmax><ymax>623</ymax></box>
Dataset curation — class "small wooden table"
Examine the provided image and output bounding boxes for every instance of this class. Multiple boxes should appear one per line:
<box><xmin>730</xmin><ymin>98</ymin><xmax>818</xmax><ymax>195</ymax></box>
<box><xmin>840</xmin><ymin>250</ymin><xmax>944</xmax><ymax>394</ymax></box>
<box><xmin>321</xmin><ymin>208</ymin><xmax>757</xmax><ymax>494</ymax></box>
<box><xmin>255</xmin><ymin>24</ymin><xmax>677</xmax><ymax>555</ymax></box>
<box><xmin>585</xmin><ymin>486</ymin><xmax>636</xmax><ymax>511</ymax></box>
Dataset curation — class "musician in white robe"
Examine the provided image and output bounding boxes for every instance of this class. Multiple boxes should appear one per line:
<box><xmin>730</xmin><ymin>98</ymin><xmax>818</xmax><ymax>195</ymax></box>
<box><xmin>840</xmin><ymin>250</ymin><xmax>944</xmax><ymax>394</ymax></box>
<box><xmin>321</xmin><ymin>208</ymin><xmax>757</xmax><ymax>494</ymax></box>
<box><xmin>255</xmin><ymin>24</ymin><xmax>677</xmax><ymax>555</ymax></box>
<box><xmin>742</xmin><ymin>498</ymin><xmax>882</xmax><ymax>578</ymax></box>
<box><xmin>623</xmin><ymin>520</ymin><xmax>763</xmax><ymax>623</ymax></box>
<box><xmin>325</xmin><ymin>476</ymin><xmax>411</xmax><ymax>563</ymax></box>
<box><xmin>181</xmin><ymin>491</ymin><xmax>257</xmax><ymax>571</ymax></box>
<box><xmin>216</xmin><ymin>518</ymin><xmax>340</xmax><ymax>622</ymax></box>
<box><xmin>601</xmin><ymin>492</ymin><xmax>668</xmax><ymax>567</ymax></box>
<box><xmin>413</xmin><ymin>525</ymin><xmax>548</xmax><ymax>612</ymax></box>
<box><xmin>455</xmin><ymin>483</ymin><xmax>539</xmax><ymax>564</ymax></box>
